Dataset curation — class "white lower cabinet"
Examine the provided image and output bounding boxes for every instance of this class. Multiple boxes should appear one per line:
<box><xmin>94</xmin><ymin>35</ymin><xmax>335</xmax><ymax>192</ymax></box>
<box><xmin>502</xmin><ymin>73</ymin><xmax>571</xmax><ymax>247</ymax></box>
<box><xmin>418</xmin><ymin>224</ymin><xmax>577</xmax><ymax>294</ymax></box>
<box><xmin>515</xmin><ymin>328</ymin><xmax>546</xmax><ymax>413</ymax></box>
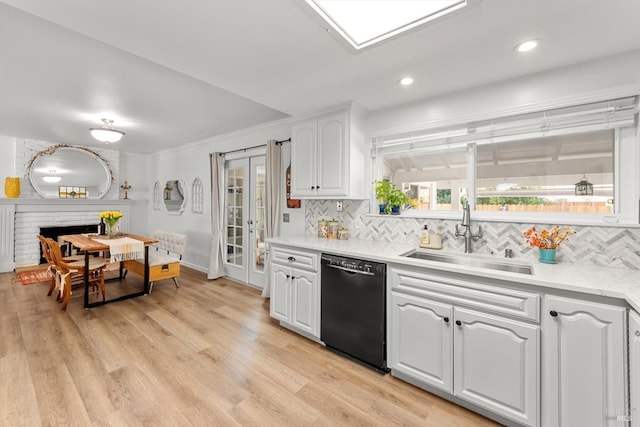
<box><xmin>454</xmin><ymin>307</ymin><xmax>539</xmax><ymax>427</ymax></box>
<box><xmin>542</xmin><ymin>295</ymin><xmax>627</xmax><ymax>427</ymax></box>
<box><xmin>269</xmin><ymin>246</ymin><xmax>320</xmax><ymax>339</ymax></box>
<box><xmin>629</xmin><ymin>310</ymin><xmax>639</xmax><ymax>426</ymax></box>
<box><xmin>390</xmin><ymin>292</ymin><xmax>454</xmax><ymax>392</ymax></box>
<box><xmin>389</xmin><ymin>265</ymin><xmax>540</xmax><ymax>427</ymax></box>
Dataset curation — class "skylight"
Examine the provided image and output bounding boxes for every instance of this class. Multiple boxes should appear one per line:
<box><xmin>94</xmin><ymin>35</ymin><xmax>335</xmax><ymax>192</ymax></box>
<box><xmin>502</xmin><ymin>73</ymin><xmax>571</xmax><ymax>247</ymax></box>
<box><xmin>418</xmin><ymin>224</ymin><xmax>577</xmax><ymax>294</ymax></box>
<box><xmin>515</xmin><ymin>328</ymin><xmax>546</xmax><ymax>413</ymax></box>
<box><xmin>306</xmin><ymin>0</ymin><xmax>468</xmax><ymax>50</ymax></box>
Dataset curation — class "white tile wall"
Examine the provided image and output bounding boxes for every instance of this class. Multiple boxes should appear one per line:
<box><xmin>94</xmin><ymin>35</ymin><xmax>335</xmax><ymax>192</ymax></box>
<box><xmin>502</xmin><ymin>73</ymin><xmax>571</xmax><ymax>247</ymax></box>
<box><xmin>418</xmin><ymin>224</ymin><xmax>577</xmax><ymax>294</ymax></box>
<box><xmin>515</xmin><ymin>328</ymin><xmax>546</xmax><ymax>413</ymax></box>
<box><xmin>306</xmin><ymin>200</ymin><xmax>640</xmax><ymax>269</ymax></box>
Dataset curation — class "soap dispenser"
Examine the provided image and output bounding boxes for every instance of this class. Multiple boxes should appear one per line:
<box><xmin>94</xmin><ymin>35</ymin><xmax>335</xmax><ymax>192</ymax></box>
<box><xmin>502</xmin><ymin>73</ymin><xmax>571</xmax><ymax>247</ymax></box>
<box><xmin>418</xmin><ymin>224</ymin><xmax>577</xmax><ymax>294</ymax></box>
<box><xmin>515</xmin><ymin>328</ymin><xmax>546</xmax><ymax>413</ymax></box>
<box><xmin>419</xmin><ymin>224</ymin><xmax>443</xmax><ymax>249</ymax></box>
<box><xmin>420</xmin><ymin>225</ymin><xmax>430</xmax><ymax>246</ymax></box>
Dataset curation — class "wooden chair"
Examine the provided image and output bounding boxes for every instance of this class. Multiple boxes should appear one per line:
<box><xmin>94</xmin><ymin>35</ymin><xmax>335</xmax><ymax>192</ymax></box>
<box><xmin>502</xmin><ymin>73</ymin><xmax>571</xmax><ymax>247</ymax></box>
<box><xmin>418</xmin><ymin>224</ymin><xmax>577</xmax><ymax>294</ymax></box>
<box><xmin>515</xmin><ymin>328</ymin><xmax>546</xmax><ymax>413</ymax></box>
<box><xmin>124</xmin><ymin>230</ymin><xmax>187</xmax><ymax>293</ymax></box>
<box><xmin>37</xmin><ymin>235</ymin><xmax>84</xmax><ymax>298</ymax></box>
<box><xmin>46</xmin><ymin>237</ymin><xmax>107</xmax><ymax>310</ymax></box>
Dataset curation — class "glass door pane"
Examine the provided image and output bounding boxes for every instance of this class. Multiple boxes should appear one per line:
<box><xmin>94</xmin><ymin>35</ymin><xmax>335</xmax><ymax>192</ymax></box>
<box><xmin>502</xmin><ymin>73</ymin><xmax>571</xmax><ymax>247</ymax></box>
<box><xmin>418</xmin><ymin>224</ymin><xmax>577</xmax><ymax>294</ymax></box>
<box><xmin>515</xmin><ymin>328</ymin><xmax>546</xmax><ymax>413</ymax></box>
<box><xmin>225</xmin><ymin>163</ymin><xmax>245</xmax><ymax>268</ymax></box>
<box><xmin>250</xmin><ymin>160</ymin><xmax>266</xmax><ymax>285</ymax></box>
<box><xmin>224</xmin><ymin>155</ymin><xmax>266</xmax><ymax>288</ymax></box>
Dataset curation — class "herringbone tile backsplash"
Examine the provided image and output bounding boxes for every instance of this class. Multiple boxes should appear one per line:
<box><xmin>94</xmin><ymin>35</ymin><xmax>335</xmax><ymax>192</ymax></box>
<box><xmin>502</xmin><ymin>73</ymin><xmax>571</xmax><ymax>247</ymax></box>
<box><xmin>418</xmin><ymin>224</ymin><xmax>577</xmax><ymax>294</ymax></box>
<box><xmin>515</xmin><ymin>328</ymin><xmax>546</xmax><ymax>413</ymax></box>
<box><xmin>306</xmin><ymin>200</ymin><xmax>640</xmax><ymax>270</ymax></box>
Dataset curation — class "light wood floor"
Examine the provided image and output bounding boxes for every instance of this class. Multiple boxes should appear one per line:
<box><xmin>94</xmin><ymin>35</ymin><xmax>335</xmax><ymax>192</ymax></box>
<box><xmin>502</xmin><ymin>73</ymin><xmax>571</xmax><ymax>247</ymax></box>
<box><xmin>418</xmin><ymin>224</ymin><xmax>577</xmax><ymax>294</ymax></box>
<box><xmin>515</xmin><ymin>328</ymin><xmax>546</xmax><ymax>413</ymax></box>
<box><xmin>0</xmin><ymin>267</ymin><xmax>500</xmax><ymax>426</ymax></box>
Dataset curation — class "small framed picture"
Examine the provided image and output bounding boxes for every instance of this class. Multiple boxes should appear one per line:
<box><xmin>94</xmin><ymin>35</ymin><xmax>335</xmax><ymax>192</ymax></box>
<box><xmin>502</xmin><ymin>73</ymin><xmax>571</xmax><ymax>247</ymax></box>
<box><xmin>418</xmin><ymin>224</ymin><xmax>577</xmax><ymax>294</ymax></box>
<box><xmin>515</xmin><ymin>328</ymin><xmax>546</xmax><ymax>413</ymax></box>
<box><xmin>59</xmin><ymin>186</ymin><xmax>87</xmax><ymax>199</ymax></box>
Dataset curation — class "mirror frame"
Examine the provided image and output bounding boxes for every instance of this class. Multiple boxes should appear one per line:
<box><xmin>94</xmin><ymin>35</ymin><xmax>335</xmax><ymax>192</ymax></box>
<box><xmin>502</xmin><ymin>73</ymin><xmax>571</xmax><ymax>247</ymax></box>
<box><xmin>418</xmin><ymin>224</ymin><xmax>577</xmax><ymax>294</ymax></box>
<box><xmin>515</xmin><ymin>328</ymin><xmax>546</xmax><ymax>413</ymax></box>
<box><xmin>27</xmin><ymin>144</ymin><xmax>113</xmax><ymax>199</ymax></box>
<box><xmin>163</xmin><ymin>178</ymin><xmax>187</xmax><ymax>215</ymax></box>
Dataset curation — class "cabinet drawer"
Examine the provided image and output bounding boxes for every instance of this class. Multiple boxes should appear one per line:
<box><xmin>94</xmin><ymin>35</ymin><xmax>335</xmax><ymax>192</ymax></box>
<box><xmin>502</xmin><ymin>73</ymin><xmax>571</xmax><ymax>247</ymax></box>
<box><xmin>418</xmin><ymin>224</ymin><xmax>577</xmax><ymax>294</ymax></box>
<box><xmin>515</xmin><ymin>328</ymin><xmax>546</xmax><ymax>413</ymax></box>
<box><xmin>124</xmin><ymin>259</ymin><xmax>180</xmax><ymax>282</ymax></box>
<box><xmin>389</xmin><ymin>265</ymin><xmax>540</xmax><ymax>322</ymax></box>
<box><xmin>271</xmin><ymin>246</ymin><xmax>319</xmax><ymax>271</ymax></box>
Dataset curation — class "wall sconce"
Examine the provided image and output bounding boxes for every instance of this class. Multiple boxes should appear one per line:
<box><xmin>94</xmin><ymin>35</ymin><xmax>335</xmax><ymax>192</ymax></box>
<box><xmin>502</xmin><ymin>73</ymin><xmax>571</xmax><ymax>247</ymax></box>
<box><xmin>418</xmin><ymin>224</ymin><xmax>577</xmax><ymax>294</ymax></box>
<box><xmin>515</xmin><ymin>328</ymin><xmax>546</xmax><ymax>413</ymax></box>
<box><xmin>574</xmin><ymin>175</ymin><xmax>594</xmax><ymax>196</ymax></box>
<box><xmin>120</xmin><ymin>180</ymin><xmax>132</xmax><ymax>199</ymax></box>
<box><xmin>164</xmin><ymin>182</ymin><xmax>173</xmax><ymax>200</ymax></box>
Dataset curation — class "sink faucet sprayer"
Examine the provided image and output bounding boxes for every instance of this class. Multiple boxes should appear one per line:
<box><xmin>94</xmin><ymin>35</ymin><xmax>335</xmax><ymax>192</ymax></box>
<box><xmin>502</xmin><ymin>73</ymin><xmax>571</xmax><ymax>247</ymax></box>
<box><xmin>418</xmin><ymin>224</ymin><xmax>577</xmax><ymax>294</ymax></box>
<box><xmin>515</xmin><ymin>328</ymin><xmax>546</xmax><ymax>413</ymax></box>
<box><xmin>455</xmin><ymin>201</ymin><xmax>482</xmax><ymax>253</ymax></box>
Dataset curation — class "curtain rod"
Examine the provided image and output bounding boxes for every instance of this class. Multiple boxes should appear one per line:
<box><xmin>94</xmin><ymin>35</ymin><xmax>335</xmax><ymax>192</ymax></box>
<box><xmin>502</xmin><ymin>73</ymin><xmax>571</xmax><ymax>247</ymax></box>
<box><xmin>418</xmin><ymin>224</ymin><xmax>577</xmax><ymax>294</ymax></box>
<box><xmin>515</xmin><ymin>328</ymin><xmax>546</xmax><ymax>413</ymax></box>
<box><xmin>218</xmin><ymin>138</ymin><xmax>291</xmax><ymax>156</ymax></box>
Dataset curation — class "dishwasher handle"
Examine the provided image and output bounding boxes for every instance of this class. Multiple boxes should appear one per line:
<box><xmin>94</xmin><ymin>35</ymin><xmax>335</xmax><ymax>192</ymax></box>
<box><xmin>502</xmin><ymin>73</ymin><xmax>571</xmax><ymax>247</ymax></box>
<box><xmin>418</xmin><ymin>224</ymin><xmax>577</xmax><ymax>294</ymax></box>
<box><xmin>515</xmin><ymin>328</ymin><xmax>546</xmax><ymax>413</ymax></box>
<box><xmin>323</xmin><ymin>263</ymin><xmax>376</xmax><ymax>276</ymax></box>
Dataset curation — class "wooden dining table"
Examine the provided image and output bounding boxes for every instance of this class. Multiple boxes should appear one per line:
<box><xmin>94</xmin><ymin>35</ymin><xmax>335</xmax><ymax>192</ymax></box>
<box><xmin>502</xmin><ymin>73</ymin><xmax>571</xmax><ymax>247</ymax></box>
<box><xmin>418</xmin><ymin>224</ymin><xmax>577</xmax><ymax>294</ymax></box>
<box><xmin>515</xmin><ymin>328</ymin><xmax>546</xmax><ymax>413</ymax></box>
<box><xmin>59</xmin><ymin>233</ymin><xmax>158</xmax><ymax>308</ymax></box>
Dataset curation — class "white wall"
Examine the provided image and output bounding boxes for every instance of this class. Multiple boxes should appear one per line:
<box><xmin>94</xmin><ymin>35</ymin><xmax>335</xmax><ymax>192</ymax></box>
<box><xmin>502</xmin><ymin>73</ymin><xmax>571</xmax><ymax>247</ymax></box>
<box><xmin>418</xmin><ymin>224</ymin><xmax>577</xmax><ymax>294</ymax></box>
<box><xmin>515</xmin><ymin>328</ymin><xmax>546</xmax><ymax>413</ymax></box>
<box><xmin>144</xmin><ymin>120</ymin><xmax>303</xmax><ymax>272</ymax></box>
<box><xmin>0</xmin><ymin>136</ymin><xmax>16</xmax><ymax>182</ymax></box>
<box><xmin>120</xmin><ymin>151</ymin><xmax>150</xmax><ymax>235</ymax></box>
<box><xmin>369</xmin><ymin>49</ymin><xmax>640</xmax><ymax>137</ymax></box>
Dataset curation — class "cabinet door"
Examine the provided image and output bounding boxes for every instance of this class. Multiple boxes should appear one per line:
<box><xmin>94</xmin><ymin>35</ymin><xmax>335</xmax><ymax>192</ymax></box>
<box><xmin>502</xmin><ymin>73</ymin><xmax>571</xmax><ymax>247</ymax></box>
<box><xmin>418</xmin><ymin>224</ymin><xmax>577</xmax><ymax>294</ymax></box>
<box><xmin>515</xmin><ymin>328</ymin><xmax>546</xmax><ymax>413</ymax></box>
<box><xmin>454</xmin><ymin>308</ymin><xmax>539</xmax><ymax>427</ymax></box>
<box><xmin>270</xmin><ymin>264</ymin><xmax>291</xmax><ymax>323</ymax></box>
<box><xmin>630</xmin><ymin>310</ymin><xmax>640</xmax><ymax>427</ymax></box>
<box><xmin>543</xmin><ymin>296</ymin><xmax>627</xmax><ymax>427</ymax></box>
<box><xmin>316</xmin><ymin>111</ymin><xmax>347</xmax><ymax>197</ymax></box>
<box><xmin>291</xmin><ymin>268</ymin><xmax>319</xmax><ymax>338</ymax></box>
<box><xmin>290</xmin><ymin>119</ymin><xmax>317</xmax><ymax>197</ymax></box>
<box><xmin>389</xmin><ymin>292</ymin><xmax>454</xmax><ymax>393</ymax></box>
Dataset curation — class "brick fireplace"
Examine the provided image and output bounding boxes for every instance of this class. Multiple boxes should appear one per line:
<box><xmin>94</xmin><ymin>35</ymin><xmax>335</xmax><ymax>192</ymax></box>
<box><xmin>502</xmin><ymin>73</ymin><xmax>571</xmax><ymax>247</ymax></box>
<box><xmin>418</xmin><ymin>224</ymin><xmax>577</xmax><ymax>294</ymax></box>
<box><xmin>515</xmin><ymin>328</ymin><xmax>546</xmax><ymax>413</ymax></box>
<box><xmin>0</xmin><ymin>200</ymin><xmax>131</xmax><ymax>271</ymax></box>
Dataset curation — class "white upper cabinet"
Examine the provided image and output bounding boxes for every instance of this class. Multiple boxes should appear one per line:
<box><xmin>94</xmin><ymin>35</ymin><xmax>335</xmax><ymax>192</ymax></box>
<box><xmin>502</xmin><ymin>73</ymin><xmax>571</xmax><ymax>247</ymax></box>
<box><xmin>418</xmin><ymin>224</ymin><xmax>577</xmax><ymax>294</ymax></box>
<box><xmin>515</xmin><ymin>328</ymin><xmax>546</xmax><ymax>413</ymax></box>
<box><xmin>290</xmin><ymin>103</ymin><xmax>368</xmax><ymax>199</ymax></box>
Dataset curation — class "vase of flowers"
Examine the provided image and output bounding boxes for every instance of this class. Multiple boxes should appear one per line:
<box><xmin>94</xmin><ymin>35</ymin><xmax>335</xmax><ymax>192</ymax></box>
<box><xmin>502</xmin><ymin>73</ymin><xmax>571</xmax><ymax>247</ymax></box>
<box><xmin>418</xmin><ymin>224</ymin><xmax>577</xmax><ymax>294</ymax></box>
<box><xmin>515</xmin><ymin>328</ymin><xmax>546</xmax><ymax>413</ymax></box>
<box><xmin>524</xmin><ymin>225</ymin><xmax>575</xmax><ymax>264</ymax></box>
<box><xmin>99</xmin><ymin>211</ymin><xmax>123</xmax><ymax>238</ymax></box>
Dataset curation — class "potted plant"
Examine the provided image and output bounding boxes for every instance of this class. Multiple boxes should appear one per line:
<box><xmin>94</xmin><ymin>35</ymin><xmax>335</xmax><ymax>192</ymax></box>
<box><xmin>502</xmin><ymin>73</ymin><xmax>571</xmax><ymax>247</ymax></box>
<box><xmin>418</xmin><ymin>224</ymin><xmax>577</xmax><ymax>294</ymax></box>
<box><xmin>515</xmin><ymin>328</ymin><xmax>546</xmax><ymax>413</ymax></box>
<box><xmin>374</xmin><ymin>180</ymin><xmax>393</xmax><ymax>214</ymax></box>
<box><xmin>387</xmin><ymin>186</ymin><xmax>408</xmax><ymax>215</ymax></box>
<box><xmin>524</xmin><ymin>225</ymin><xmax>575</xmax><ymax>263</ymax></box>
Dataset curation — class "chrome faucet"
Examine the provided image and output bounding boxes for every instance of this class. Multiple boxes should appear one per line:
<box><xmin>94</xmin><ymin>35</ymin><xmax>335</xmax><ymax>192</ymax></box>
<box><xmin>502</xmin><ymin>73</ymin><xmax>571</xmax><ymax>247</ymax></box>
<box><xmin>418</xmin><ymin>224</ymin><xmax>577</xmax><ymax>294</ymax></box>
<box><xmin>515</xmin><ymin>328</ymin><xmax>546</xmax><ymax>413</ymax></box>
<box><xmin>455</xmin><ymin>201</ymin><xmax>482</xmax><ymax>253</ymax></box>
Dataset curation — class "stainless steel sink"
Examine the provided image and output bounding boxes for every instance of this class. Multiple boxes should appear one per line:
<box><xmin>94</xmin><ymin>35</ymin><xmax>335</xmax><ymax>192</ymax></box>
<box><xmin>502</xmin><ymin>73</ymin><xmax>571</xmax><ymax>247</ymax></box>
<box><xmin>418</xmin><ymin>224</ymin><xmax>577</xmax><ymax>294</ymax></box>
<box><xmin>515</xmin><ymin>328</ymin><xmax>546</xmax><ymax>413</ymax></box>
<box><xmin>403</xmin><ymin>251</ymin><xmax>533</xmax><ymax>275</ymax></box>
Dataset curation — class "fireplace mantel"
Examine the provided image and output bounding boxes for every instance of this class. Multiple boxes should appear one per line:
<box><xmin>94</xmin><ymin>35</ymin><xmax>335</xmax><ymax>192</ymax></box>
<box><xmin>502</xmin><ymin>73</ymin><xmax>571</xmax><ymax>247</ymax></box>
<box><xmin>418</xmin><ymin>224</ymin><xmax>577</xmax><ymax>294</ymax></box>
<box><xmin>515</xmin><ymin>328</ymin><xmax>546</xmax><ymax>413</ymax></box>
<box><xmin>0</xmin><ymin>198</ymin><xmax>138</xmax><ymax>272</ymax></box>
<box><xmin>0</xmin><ymin>198</ymin><xmax>135</xmax><ymax>206</ymax></box>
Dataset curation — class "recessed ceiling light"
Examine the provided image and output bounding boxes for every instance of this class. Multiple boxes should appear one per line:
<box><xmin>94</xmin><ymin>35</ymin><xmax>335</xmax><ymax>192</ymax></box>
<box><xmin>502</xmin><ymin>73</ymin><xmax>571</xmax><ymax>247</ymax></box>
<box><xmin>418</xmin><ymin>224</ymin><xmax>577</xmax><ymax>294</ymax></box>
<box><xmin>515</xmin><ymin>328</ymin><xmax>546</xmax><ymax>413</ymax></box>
<box><xmin>399</xmin><ymin>77</ymin><xmax>414</xmax><ymax>86</ymax></box>
<box><xmin>515</xmin><ymin>39</ymin><xmax>539</xmax><ymax>53</ymax></box>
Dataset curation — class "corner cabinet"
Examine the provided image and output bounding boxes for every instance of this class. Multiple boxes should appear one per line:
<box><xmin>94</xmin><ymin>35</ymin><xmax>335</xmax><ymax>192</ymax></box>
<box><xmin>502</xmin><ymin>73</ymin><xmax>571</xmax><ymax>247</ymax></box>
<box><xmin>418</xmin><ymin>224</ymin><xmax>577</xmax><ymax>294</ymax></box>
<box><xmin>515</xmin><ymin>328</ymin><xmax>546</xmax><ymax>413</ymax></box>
<box><xmin>542</xmin><ymin>295</ymin><xmax>627</xmax><ymax>427</ymax></box>
<box><xmin>269</xmin><ymin>245</ymin><xmax>320</xmax><ymax>340</ymax></box>
<box><xmin>388</xmin><ymin>265</ymin><xmax>540</xmax><ymax>427</ymax></box>
<box><xmin>631</xmin><ymin>310</ymin><xmax>640</xmax><ymax>427</ymax></box>
<box><xmin>290</xmin><ymin>103</ymin><xmax>368</xmax><ymax>199</ymax></box>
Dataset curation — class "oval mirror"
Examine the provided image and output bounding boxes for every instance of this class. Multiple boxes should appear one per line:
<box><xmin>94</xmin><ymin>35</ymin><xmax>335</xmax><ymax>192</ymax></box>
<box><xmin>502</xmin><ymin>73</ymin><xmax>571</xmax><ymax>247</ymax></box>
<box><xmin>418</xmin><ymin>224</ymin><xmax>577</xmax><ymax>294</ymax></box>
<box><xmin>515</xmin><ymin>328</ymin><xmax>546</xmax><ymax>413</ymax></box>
<box><xmin>163</xmin><ymin>179</ymin><xmax>187</xmax><ymax>214</ymax></box>
<box><xmin>28</xmin><ymin>146</ymin><xmax>112</xmax><ymax>199</ymax></box>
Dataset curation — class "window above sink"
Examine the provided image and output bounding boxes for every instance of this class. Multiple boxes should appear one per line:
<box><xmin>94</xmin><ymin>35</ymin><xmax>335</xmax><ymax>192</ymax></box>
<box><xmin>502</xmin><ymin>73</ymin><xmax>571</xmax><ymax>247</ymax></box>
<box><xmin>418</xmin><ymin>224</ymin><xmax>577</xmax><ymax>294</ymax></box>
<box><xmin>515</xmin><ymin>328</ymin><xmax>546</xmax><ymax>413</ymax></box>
<box><xmin>371</xmin><ymin>96</ymin><xmax>639</xmax><ymax>225</ymax></box>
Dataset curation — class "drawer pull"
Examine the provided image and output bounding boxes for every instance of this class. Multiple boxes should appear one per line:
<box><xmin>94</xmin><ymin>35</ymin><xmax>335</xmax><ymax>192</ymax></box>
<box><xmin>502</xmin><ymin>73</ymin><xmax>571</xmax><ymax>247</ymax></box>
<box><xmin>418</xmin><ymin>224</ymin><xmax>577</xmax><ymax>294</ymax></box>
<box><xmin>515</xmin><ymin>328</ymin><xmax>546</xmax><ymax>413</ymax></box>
<box><xmin>287</xmin><ymin>256</ymin><xmax>296</xmax><ymax>262</ymax></box>
<box><xmin>550</xmin><ymin>310</ymin><xmax>558</xmax><ymax>317</ymax></box>
<box><xmin>443</xmin><ymin>317</ymin><xmax>450</xmax><ymax>323</ymax></box>
<box><xmin>161</xmin><ymin>264</ymin><xmax>170</xmax><ymax>272</ymax></box>
<box><xmin>455</xmin><ymin>320</ymin><xmax>462</xmax><ymax>326</ymax></box>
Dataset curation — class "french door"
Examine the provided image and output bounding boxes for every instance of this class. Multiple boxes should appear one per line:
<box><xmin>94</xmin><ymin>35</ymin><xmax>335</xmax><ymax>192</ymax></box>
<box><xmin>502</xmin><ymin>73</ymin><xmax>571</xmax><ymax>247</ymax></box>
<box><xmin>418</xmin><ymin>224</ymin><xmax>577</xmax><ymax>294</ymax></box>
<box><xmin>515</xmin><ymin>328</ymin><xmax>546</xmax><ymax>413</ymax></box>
<box><xmin>224</xmin><ymin>156</ymin><xmax>266</xmax><ymax>287</ymax></box>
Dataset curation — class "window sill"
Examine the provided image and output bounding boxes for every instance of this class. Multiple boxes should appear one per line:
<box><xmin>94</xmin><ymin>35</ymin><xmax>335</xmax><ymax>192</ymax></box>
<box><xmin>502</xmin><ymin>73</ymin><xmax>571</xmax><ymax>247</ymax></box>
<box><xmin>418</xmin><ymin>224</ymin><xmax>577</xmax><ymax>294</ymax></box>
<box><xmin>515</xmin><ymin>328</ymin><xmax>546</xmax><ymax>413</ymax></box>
<box><xmin>366</xmin><ymin>210</ymin><xmax>640</xmax><ymax>228</ymax></box>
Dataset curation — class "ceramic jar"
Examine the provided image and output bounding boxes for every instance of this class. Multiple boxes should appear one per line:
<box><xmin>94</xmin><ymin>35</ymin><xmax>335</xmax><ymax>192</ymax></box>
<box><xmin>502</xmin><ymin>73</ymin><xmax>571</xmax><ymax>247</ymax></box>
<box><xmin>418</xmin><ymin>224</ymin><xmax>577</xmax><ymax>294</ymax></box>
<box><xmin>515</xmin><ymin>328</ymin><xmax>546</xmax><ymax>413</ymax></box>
<box><xmin>539</xmin><ymin>248</ymin><xmax>557</xmax><ymax>264</ymax></box>
<box><xmin>337</xmin><ymin>228</ymin><xmax>349</xmax><ymax>240</ymax></box>
<box><xmin>327</xmin><ymin>220</ymin><xmax>339</xmax><ymax>239</ymax></box>
<box><xmin>318</xmin><ymin>219</ymin><xmax>328</xmax><ymax>238</ymax></box>
<box><xmin>4</xmin><ymin>177</ymin><xmax>20</xmax><ymax>198</ymax></box>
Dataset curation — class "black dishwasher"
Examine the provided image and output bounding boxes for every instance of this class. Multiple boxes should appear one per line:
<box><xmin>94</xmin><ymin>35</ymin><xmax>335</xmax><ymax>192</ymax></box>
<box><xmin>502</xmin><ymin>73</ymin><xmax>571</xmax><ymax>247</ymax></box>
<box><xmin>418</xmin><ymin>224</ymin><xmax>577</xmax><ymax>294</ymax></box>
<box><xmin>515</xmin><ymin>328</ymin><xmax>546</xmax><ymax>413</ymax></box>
<box><xmin>320</xmin><ymin>253</ymin><xmax>388</xmax><ymax>373</ymax></box>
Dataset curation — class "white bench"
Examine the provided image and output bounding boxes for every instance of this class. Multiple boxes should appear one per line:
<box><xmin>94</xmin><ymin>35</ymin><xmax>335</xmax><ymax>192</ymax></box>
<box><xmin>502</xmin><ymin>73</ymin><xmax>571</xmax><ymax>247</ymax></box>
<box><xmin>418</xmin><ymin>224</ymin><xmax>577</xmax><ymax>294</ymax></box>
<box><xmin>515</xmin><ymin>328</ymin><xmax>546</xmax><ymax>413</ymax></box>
<box><xmin>124</xmin><ymin>230</ymin><xmax>187</xmax><ymax>292</ymax></box>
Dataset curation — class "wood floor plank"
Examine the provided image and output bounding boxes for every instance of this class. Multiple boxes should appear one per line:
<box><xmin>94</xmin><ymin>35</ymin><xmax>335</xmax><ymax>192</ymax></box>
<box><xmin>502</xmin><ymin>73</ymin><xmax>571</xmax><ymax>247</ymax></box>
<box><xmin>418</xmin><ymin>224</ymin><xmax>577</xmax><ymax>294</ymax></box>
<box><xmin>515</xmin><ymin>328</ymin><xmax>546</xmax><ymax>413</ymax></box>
<box><xmin>0</xmin><ymin>351</ymin><xmax>42</xmax><ymax>426</ymax></box>
<box><xmin>0</xmin><ymin>267</ymin><xmax>500</xmax><ymax>426</ymax></box>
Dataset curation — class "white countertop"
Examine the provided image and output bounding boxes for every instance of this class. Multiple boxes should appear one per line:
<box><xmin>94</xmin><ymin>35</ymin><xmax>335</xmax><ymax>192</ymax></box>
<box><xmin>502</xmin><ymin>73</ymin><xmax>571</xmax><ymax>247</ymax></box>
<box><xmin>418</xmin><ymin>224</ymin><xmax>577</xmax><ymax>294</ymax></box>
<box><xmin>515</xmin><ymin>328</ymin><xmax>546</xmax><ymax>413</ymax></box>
<box><xmin>268</xmin><ymin>235</ymin><xmax>640</xmax><ymax>313</ymax></box>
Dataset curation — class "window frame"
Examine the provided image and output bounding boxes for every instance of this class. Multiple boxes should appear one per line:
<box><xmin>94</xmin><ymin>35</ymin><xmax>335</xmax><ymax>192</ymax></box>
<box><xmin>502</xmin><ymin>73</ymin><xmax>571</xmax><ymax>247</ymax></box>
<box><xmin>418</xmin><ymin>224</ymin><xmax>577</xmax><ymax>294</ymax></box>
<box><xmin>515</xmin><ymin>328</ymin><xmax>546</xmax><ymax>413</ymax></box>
<box><xmin>370</xmin><ymin>98</ymin><xmax>640</xmax><ymax>226</ymax></box>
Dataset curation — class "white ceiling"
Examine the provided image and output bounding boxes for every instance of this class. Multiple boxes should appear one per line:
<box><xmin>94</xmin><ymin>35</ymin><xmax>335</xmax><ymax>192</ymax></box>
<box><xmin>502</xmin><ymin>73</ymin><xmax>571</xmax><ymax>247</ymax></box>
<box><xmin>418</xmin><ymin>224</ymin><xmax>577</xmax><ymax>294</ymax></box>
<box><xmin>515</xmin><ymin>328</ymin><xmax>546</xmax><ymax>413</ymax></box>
<box><xmin>1</xmin><ymin>0</ymin><xmax>640</xmax><ymax>154</ymax></box>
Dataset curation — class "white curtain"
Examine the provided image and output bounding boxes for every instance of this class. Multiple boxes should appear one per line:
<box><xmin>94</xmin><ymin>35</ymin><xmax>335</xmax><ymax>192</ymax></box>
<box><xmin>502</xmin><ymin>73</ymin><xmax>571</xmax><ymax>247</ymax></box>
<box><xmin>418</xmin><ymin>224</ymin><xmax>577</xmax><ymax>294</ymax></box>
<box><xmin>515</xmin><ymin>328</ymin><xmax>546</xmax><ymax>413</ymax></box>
<box><xmin>261</xmin><ymin>140</ymin><xmax>283</xmax><ymax>297</ymax></box>
<box><xmin>207</xmin><ymin>152</ymin><xmax>225</xmax><ymax>279</ymax></box>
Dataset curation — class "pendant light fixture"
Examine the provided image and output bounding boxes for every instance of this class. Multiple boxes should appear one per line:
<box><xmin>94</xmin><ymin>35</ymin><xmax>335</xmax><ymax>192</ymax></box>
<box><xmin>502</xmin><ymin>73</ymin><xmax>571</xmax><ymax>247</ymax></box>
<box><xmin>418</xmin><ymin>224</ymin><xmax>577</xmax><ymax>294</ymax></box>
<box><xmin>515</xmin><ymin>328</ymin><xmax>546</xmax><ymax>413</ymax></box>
<box><xmin>42</xmin><ymin>170</ymin><xmax>62</xmax><ymax>183</ymax></box>
<box><xmin>574</xmin><ymin>174</ymin><xmax>594</xmax><ymax>196</ymax></box>
<box><xmin>90</xmin><ymin>118</ymin><xmax>125</xmax><ymax>143</ymax></box>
